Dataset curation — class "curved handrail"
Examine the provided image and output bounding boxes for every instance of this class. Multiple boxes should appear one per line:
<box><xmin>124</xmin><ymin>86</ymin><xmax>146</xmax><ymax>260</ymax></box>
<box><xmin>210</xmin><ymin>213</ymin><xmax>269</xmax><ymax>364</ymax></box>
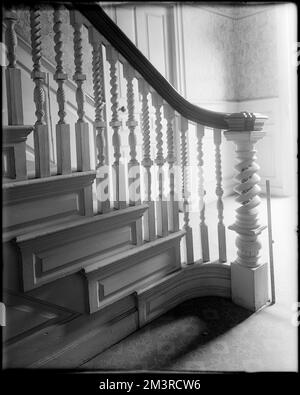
<box><xmin>71</xmin><ymin>3</ymin><xmax>230</xmax><ymax>129</ymax></box>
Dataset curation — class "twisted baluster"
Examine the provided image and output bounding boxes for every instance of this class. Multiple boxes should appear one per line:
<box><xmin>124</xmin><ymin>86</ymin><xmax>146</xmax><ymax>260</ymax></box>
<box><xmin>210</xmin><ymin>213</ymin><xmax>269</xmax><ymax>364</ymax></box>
<box><xmin>30</xmin><ymin>7</ymin><xmax>46</xmax><ymax>126</ymax></box>
<box><xmin>89</xmin><ymin>26</ymin><xmax>110</xmax><ymax>212</ymax></box>
<box><xmin>4</xmin><ymin>7</ymin><xmax>28</xmax><ymax>179</ymax></box>
<box><xmin>5</xmin><ymin>8</ymin><xmax>17</xmax><ymax>68</ymax></box>
<box><xmin>124</xmin><ymin>63</ymin><xmax>140</xmax><ymax>207</ymax></box>
<box><xmin>52</xmin><ymin>7</ymin><xmax>71</xmax><ymax>175</ymax></box>
<box><xmin>138</xmin><ymin>77</ymin><xmax>155</xmax><ymax>241</ymax></box>
<box><xmin>108</xmin><ymin>49</ymin><xmax>121</xmax><ymax>166</ymax></box>
<box><xmin>106</xmin><ymin>46</ymin><xmax>123</xmax><ymax>209</ymax></box>
<box><xmin>152</xmin><ymin>91</ymin><xmax>168</xmax><ymax>237</ymax></box>
<box><xmin>53</xmin><ymin>7</ymin><xmax>67</xmax><ymax>124</ymax></box>
<box><xmin>30</xmin><ymin>7</ymin><xmax>50</xmax><ymax>177</ymax></box>
<box><xmin>213</xmin><ymin>129</ymin><xmax>226</xmax><ymax>262</ymax></box>
<box><xmin>180</xmin><ymin>116</ymin><xmax>194</xmax><ymax>264</ymax></box>
<box><xmin>125</xmin><ymin>66</ymin><xmax>138</xmax><ymax>166</ymax></box>
<box><xmin>153</xmin><ymin>94</ymin><xmax>164</xmax><ymax>169</ymax></box>
<box><xmin>196</xmin><ymin>124</ymin><xmax>209</xmax><ymax>262</ymax></box>
<box><xmin>70</xmin><ymin>11</ymin><xmax>86</xmax><ymax>122</ymax></box>
<box><xmin>164</xmin><ymin>103</ymin><xmax>179</xmax><ymax>232</ymax></box>
<box><xmin>70</xmin><ymin>10</ymin><xmax>90</xmax><ymax>173</ymax></box>
<box><xmin>5</xmin><ymin>8</ymin><xmax>24</xmax><ymax>126</ymax></box>
<box><xmin>92</xmin><ymin>43</ymin><xmax>106</xmax><ymax>168</ymax></box>
<box><xmin>140</xmin><ymin>80</ymin><xmax>152</xmax><ymax>202</ymax></box>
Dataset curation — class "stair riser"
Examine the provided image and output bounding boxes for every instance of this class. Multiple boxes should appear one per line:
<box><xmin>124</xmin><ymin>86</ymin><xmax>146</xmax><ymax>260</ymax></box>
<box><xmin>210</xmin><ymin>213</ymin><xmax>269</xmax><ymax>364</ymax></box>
<box><xmin>15</xmin><ymin>205</ymin><xmax>148</xmax><ymax>291</ymax></box>
<box><xmin>20</xmin><ymin>227</ymin><xmax>132</xmax><ymax>291</ymax></box>
<box><xmin>25</xmin><ymin>232</ymin><xmax>183</xmax><ymax>316</ymax></box>
<box><xmin>3</xmin><ymin>171</ymin><xmax>96</xmax><ymax>240</ymax></box>
<box><xmin>87</xmin><ymin>240</ymin><xmax>181</xmax><ymax>313</ymax></box>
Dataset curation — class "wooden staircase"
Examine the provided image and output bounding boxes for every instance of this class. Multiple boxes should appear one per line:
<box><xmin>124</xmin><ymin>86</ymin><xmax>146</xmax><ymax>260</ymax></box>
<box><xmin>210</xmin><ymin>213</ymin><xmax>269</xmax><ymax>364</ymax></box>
<box><xmin>2</xmin><ymin>3</ymin><xmax>270</xmax><ymax>368</ymax></box>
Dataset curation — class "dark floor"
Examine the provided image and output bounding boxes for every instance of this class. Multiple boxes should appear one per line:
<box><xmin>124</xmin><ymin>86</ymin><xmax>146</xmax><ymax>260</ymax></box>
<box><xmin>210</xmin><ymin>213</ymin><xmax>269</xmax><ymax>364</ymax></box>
<box><xmin>81</xmin><ymin>296</ymin><xmax>253</xmax><ymax>371</ymax></box>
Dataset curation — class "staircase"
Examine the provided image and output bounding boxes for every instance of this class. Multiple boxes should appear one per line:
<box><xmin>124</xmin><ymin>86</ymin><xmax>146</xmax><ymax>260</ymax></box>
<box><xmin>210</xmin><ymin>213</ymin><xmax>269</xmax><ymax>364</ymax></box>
<box><xmin>2</xmin><ymin>3</ymin><xmax>270</xmax><ymax>368</ymax></box>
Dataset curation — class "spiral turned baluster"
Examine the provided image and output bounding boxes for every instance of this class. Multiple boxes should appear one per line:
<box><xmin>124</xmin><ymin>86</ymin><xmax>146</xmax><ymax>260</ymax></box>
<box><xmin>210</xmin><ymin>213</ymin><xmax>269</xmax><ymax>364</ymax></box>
<box><xmin>196</xmin><ymin>124</ymin><xmax>209</xmax><ymax>262</ymax></box>
<box><xmin>30</xmin><ymin>7</ymin><xmax>50</xmax><ymax>177</ymax></box>
<box><xmin>152</xmin><ymin>91</ymin><xmax>168</xmax><ymax>237</ymax></box>
<box><xmin>106</xmin><ymin>46</ymin><xmax>124</xmax><ymax>209</ymax></box>
<box><xmin>5</xmin><ymin>8</ymin><xmax>17</xmax><ymax>69</ymax></box>
<box><xmin>164</xmin><ymin>103</ymin><xmax>179</xmax><ymax>232</ymax></box>
<box><xmin>30</xmin><ymin>8</ymin><xmax>46</xmax><ymax>125</ymax></box>
<box><xmin>138</xmin><ymin>77</ymin><xmax>155</xmax><ymax>241</ymax></box>
<box><xmin>88</xmin><ymin>27</ymin><xmax>110</xmax><ymax>213</ymax></box>
<box><xmin>4</xmin><ymin>8</ymin><xmax>24</xmax><ymax>126</ymax></box>
<box><xmin>53</xmin><ymin>7</ymin><xmax>67</xmax><ymax>124</ymax></box>
<box><xmin>214</xmin><ymin>128</ymin><xmax>226</xmax><ymax>262</ymax></box>
<box><xmin>70</xmin><ymin>11</ymin><xmax>86</xmax><ymax>122</ymax></box>
<box><xmin>53</xmin><ymin>7</ymin><xmax>71</xmax><ymax>175</ymax></box>
<box><xmin>3</xmin><ymin>8</ymin><xmax>29</xmax><ymax>180</ymax></box>
<box><xmin>180</xmin><ymin>116</ymin><xmax>194</xmax><ymax>264</ymax></box>
<box><xmin>92</xmin><ymin>45</ymin><xmax>105</xmax><ymax>168</ymax></box>
<box><xmin>124</xmin><ymin>63</ymin><xmax>141</xmax><ymax>206</ymax></box>
<box><xmin>123</xmin><ymin>64</ymin><xmax>143</xmax><ymax>245</ymax></box>
<box><xmin>70</xmin><ymin>10</ymin><xmax>91</xmax><ymax>173</ymax></box>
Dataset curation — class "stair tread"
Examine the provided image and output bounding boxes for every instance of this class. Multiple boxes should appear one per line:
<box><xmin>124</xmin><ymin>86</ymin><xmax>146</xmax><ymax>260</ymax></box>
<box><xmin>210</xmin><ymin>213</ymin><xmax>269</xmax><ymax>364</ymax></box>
<box><xmin>15</xmin><ymin>203</ymin><xmax>148</xmax><ymax>243</ymax></box>
<box><xmin>3</xmin><ymin>215</ymin><xmax>82</xmax><ymax>242</ymax></box>
<box><xmin>3</xmin><ymin>170</ymin><xmax>96</xmax><ymax>188</ymax></box>
<box><xmin>84</xmin><ymin>230</ymin><xmax>185</xmax><ymax>275</ymax></box>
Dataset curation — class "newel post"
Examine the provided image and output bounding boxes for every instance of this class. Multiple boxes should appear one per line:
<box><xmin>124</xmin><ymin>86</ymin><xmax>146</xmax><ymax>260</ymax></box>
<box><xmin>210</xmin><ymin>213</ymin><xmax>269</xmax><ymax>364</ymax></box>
<box><xmin>224</xmin><ymin>112</ymin><xmax>269</xmax><ymax>311</ymax></box>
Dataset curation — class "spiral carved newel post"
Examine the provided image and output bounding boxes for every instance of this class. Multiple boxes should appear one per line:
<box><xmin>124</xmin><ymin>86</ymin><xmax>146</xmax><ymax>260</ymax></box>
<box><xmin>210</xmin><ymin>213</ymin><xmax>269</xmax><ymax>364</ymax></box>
<box><xmin>224</xmin><ymin>112</ymin><xmax>269</xmax><ymax>311</ymax></box>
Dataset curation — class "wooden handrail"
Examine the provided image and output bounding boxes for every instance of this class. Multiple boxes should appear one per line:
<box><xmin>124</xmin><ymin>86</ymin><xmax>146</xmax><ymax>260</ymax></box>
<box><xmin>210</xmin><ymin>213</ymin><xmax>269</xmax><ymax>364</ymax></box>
<box><xmin>68</xmin><ymin>2</ymin><xmax>230</xmax><ymax>129</ymax></box>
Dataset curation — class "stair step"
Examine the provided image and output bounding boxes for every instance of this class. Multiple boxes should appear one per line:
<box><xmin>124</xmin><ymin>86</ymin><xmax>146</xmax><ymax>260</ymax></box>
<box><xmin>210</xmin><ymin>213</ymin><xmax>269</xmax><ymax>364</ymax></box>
<box><xmin>3</xmin><ymin>170</ymin><xmax>97</xmax><ymax>239</ymax></box>
<box><xmin>85</xmin><ymin>231</ymin><xmax>185</xmax><ymax>274</ymax></box>
<box><xmin>13</xmin><ymin>204</ymin><xmax>148</xmax><ymax>291</ymax></box>
<box><xmin>3</xmin><ymin>292</ymin><xmax>138</xmax><ymax>368</ymax></box>
<box><xmin>83</xmin><ymin>230</ymin><xmax>185</xmax><ymax>313</ymax></box>
<box><xmin>17</xmin><ymin>204</ymin><xmax>148</xmax><ymax>243</ymax></box>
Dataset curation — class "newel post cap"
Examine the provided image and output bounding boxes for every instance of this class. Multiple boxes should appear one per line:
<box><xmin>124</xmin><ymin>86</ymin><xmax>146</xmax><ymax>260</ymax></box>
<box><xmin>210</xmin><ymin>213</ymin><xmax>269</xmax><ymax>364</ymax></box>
<box><xmin>225</xmin><ymin>112</ymin><xmax>268</xmax><ymax>132</ymax></box>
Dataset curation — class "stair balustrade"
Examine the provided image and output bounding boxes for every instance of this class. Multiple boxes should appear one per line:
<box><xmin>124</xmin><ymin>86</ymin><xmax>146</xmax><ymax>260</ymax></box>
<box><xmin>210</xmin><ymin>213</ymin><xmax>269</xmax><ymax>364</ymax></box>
<box><xmin>2</xmin><ymin>3</ymin><xmax>269</xmax><ymax>312</ymax></box>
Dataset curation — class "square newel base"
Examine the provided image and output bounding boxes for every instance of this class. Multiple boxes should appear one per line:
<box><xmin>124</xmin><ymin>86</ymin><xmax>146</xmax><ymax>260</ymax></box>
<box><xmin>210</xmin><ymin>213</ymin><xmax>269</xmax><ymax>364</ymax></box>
<box><xmin>231</xmin><ymin>261</ymin><xmax>269</xmax><ymax>311</ymax></box>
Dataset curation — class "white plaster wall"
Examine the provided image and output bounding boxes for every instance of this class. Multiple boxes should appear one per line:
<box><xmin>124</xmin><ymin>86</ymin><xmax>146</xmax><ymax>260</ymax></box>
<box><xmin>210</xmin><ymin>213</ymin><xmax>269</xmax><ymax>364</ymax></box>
<box><xmin>181</xmin><ymin>5</ymin><xmax>236</xmax><ymax>103</ymax></box>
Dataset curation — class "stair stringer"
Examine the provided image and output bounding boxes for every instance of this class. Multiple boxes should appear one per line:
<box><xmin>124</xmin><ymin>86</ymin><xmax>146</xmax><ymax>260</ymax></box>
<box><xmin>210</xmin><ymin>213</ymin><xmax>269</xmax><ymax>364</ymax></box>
<box><xmin>137</xmin><ymin>263</ymin><xmax>231</xmax><ymax>327</ymax></box>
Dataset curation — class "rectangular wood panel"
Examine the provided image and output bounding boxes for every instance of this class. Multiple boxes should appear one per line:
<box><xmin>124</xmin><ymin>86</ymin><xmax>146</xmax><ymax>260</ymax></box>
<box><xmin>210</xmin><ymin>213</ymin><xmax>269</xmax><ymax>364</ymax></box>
<box><xmin>39</xmin><ymin>227</ymin><xmax>131</xmax><ymax>273</ymax></box>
